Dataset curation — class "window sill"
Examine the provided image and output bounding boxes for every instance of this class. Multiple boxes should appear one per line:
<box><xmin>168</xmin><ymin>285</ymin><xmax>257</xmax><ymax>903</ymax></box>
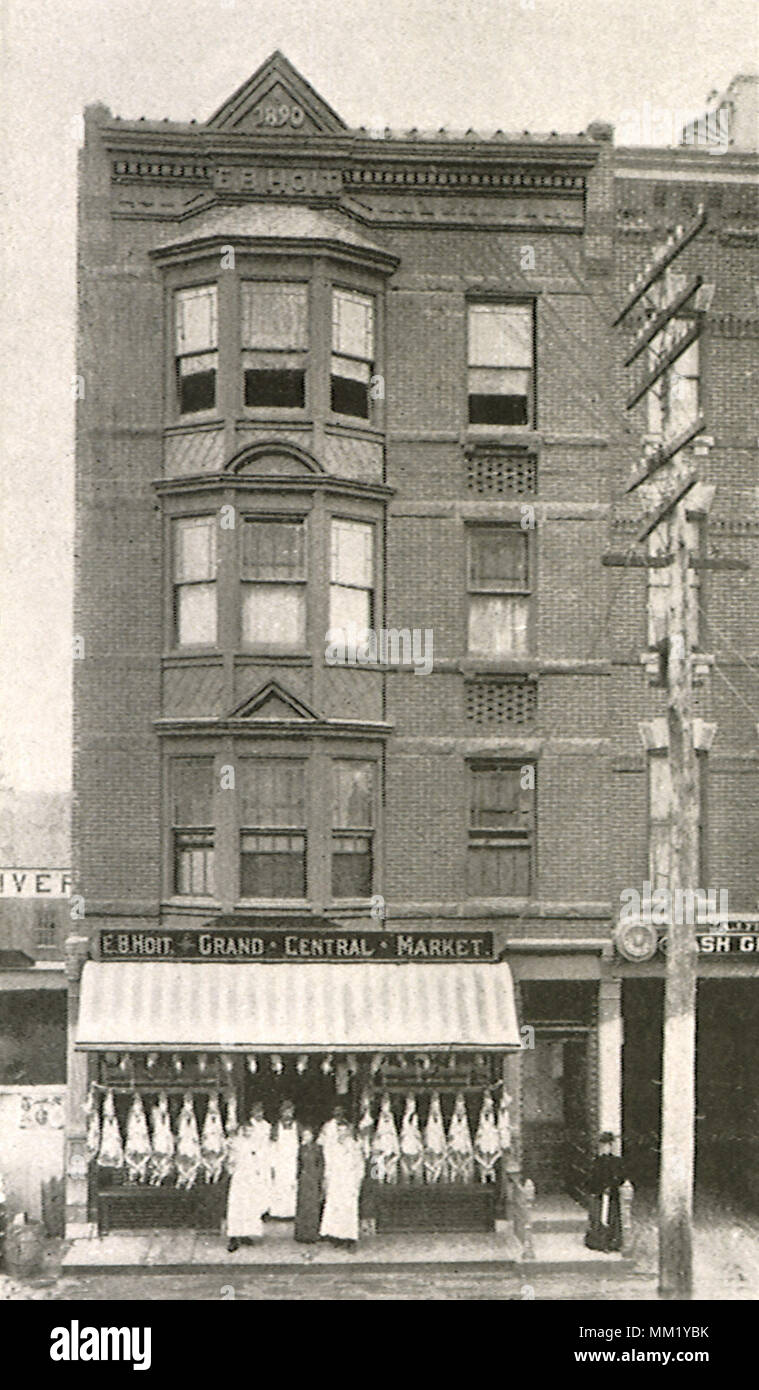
<box><xmin>460</xmin><ymin>657</ymin><xmax>537</xmax><ymax>675</ymax></box>
<box><xmin>165</xmin><ymin>417</ymin><xmax>223</xmax><ymax>435</ymax></box>
<box><xmin>235</xmin><ymin>900</ymin><xmax>311</xmax><ymax>912</ymax></box>
<box><xmin>164</xmin><ymin>648</ymin><xmax>221</xmax><ymax>662</ymax></box>
<box><xmin>326</xmin><ymin>416</ymin><xmax>384</xmax><ymax>439</ymax></box>
<box><xmin>464</xmin><ymin>426</ymin><xmax>540</xmax><ymax>447</ymax></box>
<box><xmin>237</xmin><ymin>651</ymin><xmax>312</xmax><ymax>664</ymax></box>
<box><xmin>239</xmin><ymin>408</ymin><xmax>310</xmax><ymax>422</ymax></box>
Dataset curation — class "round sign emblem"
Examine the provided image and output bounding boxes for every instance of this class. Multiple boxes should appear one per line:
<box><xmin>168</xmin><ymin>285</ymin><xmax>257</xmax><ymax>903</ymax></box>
<box><xmin>613</xmin><ymin>918</ymin><xmax>659</xmax><ymax>961</ymax></box>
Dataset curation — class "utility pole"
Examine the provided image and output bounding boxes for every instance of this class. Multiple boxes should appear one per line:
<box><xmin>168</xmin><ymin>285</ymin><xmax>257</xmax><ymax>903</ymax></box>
<box><xmin>612</xmin><ymin>210</ymin><xmax>705</xmax><ymax>1299</ymax></box>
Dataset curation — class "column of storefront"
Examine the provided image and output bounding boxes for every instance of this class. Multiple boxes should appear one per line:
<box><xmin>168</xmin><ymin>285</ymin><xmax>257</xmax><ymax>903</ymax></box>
<box><xmin>597</xmin><ymin>977</ymin><xmax>623</xmax><ymax>1141</ymax></box>
<box><xmin>64</xmin><ymin>934</ymin><xmax>92</xmax><ymax>1236</ymax></box>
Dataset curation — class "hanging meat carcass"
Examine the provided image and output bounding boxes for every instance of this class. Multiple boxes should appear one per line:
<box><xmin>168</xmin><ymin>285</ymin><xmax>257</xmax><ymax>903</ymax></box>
<box><xmin>84</xmin><ymin>1085</ymin><xmax>101</xmax><ymax>1163</ymax></box>
<box><xmin>175</xmin><ymin>1092</ymin><xmax>203</xmax><ymax>1189</ymax></box>
<box><xmin>149</xmin><ymin>1092</ymin><xmax>175</xmax><ymax>1186</ymax></box>
<box><xmin>474</xmin><ymin>1091</ymin><xmax>502</xmax><ymax>1183</ymax></box>
<box><xmin>356</xmin><ymin>1091</ymin><xmax>374</xmax><ymax>1164</ymax></box>
<box><xmin>399</xmin><ymin>1093</ymin><xmax>424</xmax><ymax>1185</ymax></box>
<box><xmin>225</xmin><ymin>1093</ymin><xmax>238</xmax><ymax>1139</ymax></box>
<box><xmin>423</xmin><ymin>1091</ymin><xmax>447</xmax><ymax>1184</ymax></box>
<box><xmin>497</xmin><ymin>1089</ymin><xmax>513</xmax><ymax>1153</ymax></box>
<box><xmin>96</xmin><ymin>1089</ymin><xmax>124</xmax><ymax>1170</ymax></box>
<box><xmin>446</xmin><ymin>1092</ymin><xmax>475</xmax><ymax>1183</ymax></box>
<box><xmin>370</xmin><ymin>1092</ymin><xmax>400</xmax><ymax>1184</ymax></box>
<box><xmin>200</xmin><ymin>1094</ymin><xmax>227</xmax><ymax>1183</ymax></box>
<box><xmin>124</xmin><ymin>1093</ymin><xmax>152</xmax><ymax>1184</ymax></box>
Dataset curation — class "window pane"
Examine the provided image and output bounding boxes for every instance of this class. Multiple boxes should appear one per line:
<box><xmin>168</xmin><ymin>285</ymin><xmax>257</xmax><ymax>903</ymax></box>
<box><xmin>469</xmin><ymin>529</ymin><xmax>527</xmax><ymax>588</ymax></box>
<box><xmin>176</xmin><ymin>583</ymin><xmax>216</xmax><ymax>645</ymax></box>
<box><xmin>241</xmin><ymin>282</ymin><xmax>308</xmax><ymax>349</ymax></box>
<box><xmin>240</xmin><ymin>833</ymin><xmax>305</xmax><ymax>898</ymax></box>
<box><xmin>467</xmin><ymin>844</ymin><xmax>530</xmax><ymax>896</ymax></box>
<box><xmin>332</xmin><ymin>840</ymin><xmax>372</xmax><ymax>898</ymax></box>
<box><xmin>333</xmin><ymin>762</ymin><xmax>374</xmax><ymax>828</ymax></box>
<box><xmin>470</xmin><ymin>767</ymin><xmax>531</xmax><ymax>829</ymax></box>
<box><xmin>329</xmin><ymin>586</ymin><xmax>372</xmax><ymax>648</ymax></box>
<box><xmin>331</xmin><ymin>519</ymin><xmax>373</xmax><ymax>587</ymax></box>
<box><xmin>172</xmin><ymin>760</ymin><xmax>214</xmax><ymax>826</ymax></box>
<box><xmin>242</xmin><ymin>520</ymin><xmax>305</xmax><ymax>579</ymax></box>
<box><xmin>468</xmin><ymin>304</ymin><xmax>532</xmax><ymax>367</ymax></box>
<box><xmin>242</xmin><ymin>584</ymin><xmax>305</xmax><ymax>649</ymax></box>
<box><xmin>332</xmin><ymin>289</ymin><xmax>374</xmax><ymax>359</ymax></box>
<box><xmin>468</xmin><ymin>369</ymin><xmax>529</xmax><ymax>426</ymax></box>
<box><xmin>468</xmin><ymin>595</ymin><xmax>528</xmax><ymax>656</ymax></box>
<box><xmin>174</xmin><ymin>517</ymin><xmax>216</xmax><ymax>582</ymax></box>
<box><xmin>240</xmin><ymin>762</ymin><xmax>305</xmax><ymax>827</ymax></box>
<box><xmin>175</xmin><ymin>840</ymin><xmax>214</xmax><ymax>896</ymax></box>
<box><xmin>331</xmin><ymin>372</ymin><xmax>370</xmax><ymax>418</ymax></box>
<box><xmin>244</xmin><ymin>367</ymin><xmax>305</xmax><ymax>409</ymax></box>
<box><xmin>175</xmin><ymin>287</ymin><xmax>218</xmax><ymax>354</ymax></box>
<box><xmin>178</xmin><ymin>360</ymin><xmax>216</xmax><ymax>414</ymax></box>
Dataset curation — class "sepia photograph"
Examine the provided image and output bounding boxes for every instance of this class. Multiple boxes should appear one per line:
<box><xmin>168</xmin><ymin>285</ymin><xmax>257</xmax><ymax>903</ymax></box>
<box><xmin>1</xmin><ymin>0</ymin><xmax>757</xmax><ymax>1355</ymax></box>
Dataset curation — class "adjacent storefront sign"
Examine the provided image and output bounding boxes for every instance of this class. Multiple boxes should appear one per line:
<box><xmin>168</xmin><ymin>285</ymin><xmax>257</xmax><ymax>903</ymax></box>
<box><xmin>214</xmin><ymin>165</ymin><xmax>342</xmax><ymax>197</ymax></box>
<box><xmin>0</xmin><ymin>868</ymin><xmax>71</xmax><ymax>898</ymax></box>
<box><xmin>99</xmin><ymin>928</ymin><xmax>494</xmax><ymax>962</ymax></box>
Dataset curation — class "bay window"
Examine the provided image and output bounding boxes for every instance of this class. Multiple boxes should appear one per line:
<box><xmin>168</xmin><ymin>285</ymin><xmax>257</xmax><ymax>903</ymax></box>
<box><xmin>242</xmin><ymin>281</ymin><xmax>308</xmax><ymax>408</ymax></box>
<box><xmin>467</xmin><ymin>525</ymin><xmax>530</xmax><ymax>657</ymax></box>
<box><xmin>239</xmin><ymin>760</ymin><xmax>307</xmax><ymax>898</ymax></box>
<box><xmin>173</xmin><ymin>516</ymin><xmax>217</xmax><ymax>647</ymax></box>
<box><xmin>241</xmin><ymin>518</ymin><xmax>307</xmax><ymax>651</ymax></box>
<box><xmin>468</xmin><ymin>301</ymin><xmax>534</xmax><ymax>426</ymax></box>
<box><xmin>468</xmin><ymin>762</ymin><xmax>534</xmax><ymax>897</ymax></box>
<box><xmin>331</xmin><ymin>288</ymin><xmax>374</xmax><ymax>419</ymax></box>
<box><xmin>331</xmin><ymin>760</ymin><xmax>375</xmax><ymax>898</ymax></box>
<box><xmin>172</xmin><ymin>758</ymin><xmax>215</xmax><ymax>896</ymax></box>
<box><xmin>175</xmin><ymin>285</ymin><xmax>217</xmax><ymax>414</ymax></box>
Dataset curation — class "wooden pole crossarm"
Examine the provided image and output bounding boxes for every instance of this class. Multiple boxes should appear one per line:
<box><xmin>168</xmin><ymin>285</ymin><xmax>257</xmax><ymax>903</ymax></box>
<box><xmin>633</xmin><ymin>473</ymin><xmax>699</xmax><ymax>544</ymax></box>
<box><xmin>612</xmin><ymin>205</ymin><xmax>707</xmax><ymax>325</ymax></box>
<box><xmin>624</xmin><ymin>276</ymin><xmax>703</xmax><ymax>366</ymax></box>
<box><xmin>689</xmin><ymin>557</ymin><xmax>750</xmax><ymax>571</ymax></box>
<box><xmin>602</xmin><ymin>552</ymin><xmax>674</xmax><ymax>568</ymax></box>
<box><xmin>626</xmin><ymin>322</ymin><xmax>702</xmax><ymax>410</ymax></box>
<box><xmin>625</xmin><ymin>416</ymin><xmax>706</xmax><ymax>493</ymax></box>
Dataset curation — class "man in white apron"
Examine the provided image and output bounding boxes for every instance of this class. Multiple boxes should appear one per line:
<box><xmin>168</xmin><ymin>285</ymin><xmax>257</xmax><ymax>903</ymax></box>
<box><xmin>319</xmin><ymin>1116</ymin><xmax>365</xmax><ymax>1249</ymax></box>
<box><xmin>269</xmin><ymin>1099</ymin><xmax>299</xmax><ymax>1220</ymax></box>
<box><xmin>226</xmin><ymin>1105</ymin><xmax>271</xmax><ymax>1252</ymax></box>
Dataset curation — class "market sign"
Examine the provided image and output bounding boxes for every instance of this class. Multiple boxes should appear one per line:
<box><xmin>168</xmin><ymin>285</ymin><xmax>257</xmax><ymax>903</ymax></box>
<box><xmin>98</xmin><ymin>928</ymin><xmax>494</xmax><ymax>962</ymax></box>
<box><xmin>697</xmin><ymin>933</ymin><xmax>759</xmax><ymax>954</ymax></box>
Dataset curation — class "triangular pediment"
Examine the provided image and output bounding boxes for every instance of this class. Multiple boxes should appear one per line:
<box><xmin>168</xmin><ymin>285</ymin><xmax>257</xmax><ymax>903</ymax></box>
<box><xmin>207</xmin><ymin>51</ymin><xmax>347</xmax><ymax>136</ymax></box>
<box><xmin>230</xmin><ymin>680</ymin><xmax>321</xmax><ymax>722</ymax></box>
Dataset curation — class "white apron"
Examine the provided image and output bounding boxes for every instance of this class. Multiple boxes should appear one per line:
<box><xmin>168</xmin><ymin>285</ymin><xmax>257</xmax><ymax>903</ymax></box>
<box><xmin>226</xmin><ymin>1129</ymin><xmax>270</xmax><ymax>1238</ymax></box>
<box><xmin>320</xmin><ymin>1136</ymin><xmax>365</xmax><ymax>1242</ymax></box>
<box><xmin>269</xmin><ymin>1122</ymin><xmax>299</xmax><ymax>1219</ymax></box>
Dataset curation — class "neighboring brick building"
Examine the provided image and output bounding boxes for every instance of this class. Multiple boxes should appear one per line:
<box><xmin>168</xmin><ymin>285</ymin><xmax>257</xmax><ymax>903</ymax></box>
<box><xmin>67</xmin><ymin>53</ymin><xmax>759</xmax><ymax>1236</ymax></box>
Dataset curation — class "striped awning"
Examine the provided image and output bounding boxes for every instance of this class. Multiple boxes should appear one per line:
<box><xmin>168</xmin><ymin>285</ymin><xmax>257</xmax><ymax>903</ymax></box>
<box><xmin>75</xmin><ymin>960</ymin><xmax>520</xmax><ymax>1052</ymax></box>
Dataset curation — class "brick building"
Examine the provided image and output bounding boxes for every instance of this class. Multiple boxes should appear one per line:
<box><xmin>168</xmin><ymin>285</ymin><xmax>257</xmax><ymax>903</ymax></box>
<box><xmin>67</xmin><ymin>53</ymin><xmax>759</xmax><ymax>1236</ymax></box>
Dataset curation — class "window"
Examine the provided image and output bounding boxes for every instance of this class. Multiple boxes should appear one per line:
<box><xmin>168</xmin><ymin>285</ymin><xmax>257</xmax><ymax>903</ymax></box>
<box><xmin>173</xmin><ymin>517</ymin><xmax>217</xmax><ymax>647</ymax></box>
<box><xmin>331</xmin><ymin>289</ymin><xmax>374</xmax><ymax>419</ymax></box>
<box><xmin>172</xmin><ymin>759</ymin><xmax>215</xmax><ymax>896</ymax></box>
<box><xmin>468</xmin><ymin>763</ymin><xmax>534</xmax><ymax>896</ymax></box>
<box><xmin>467</xmin><ymin>526</ymin><xmax>529</xmax><ymax>657</ymax></box>
<box><xmin>241</xmin><ymin>518</ymin><xmax>307</xmax><ymax>650</ymax></box>
<box><xmin>330</xmin><ymin>519</ymin><xmax>374</xmax><ymax>656</ymax></box>
<box><xmin>239</xmin><ymin>761</ymin><xmax>306</xmax><ymax>898</ymax></box>
<box><xmin>242</xmin><ymin>281</ymin><xmax>308</xmax><ymax>409</ymax></box>
<box><xmin>175</xmin><ymin>286</ymin><xmax>217</xmax><ymax>414</ymax></box>
<box><xmin>332</xmin><ymin>761</ymin><xmax>374</xmax><ymax>897</ymax></box>
<box><xmin>468</xmin><ymin>302</ymin><xmax>533</xmax><ymax>426</ymax></box>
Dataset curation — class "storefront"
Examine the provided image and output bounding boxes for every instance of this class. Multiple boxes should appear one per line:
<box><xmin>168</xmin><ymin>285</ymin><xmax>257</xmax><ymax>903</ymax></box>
<box><xmin>67</xmin><ymin>925</ymin><xmax>522</xmax><ymax>1237</ymax></box>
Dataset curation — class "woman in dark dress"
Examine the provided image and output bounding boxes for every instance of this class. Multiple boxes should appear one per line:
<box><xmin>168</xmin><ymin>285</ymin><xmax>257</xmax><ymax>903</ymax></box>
<box><xmin>585</xmin><ymin>1132</ymin><xmax>625</xmax><ymax>1252</ymax></box>
<box><xmin>294</xmin><ymin>1126</ymin><xmax>324</xmax><ymax>1244</ymax></box>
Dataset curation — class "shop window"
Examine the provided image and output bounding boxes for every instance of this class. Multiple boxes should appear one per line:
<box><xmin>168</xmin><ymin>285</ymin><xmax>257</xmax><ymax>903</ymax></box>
<box><xmin>172</xmin><ymin>758</ymin><xmax>215</xmax><ymax>896</ymax></box>
<box><xmin>242</xmin><ymin>281</ymin><xmax>308</xmax><ymax>409</ymax></box>
<box><xmin>332</xmin><ymin>760</ymin><xmax>375</xmax><ymax>898</ymax></box>
<box><xmin>175</xmin><ymin>285</ymin><xmax>217</xmax><ymax>414</ymax></box>
<box><xmin>468</xmin><ymin>302</ymin><xmax>534</xmax><ymax>426</ymax></box>
<box><xmin>329</xmin><ymin>519</ymin><xmax>374</xmax><ymax>657</ymax></box>
<box><xmin>467</xmin><ymin>762</ymin><xmax>534</xmax><ymax>896</ymax></box>
<box><xmin>467</xmin><ymin>525</ymin><xmax>529</xmax><ymax>657</ymax></box>
<box><xmin>240</xmin><ymin>760</ymin><xmax>306</xmax><ymax>898</ymax></box>
<box><xmin>173</xmin><ymin>516</ymin><xmax>217</xmax><ymax>647</ymax></box>
<box><xmin>241</xmin><ymin>518</ymin><xmax>307</xmax><ymax>651</ymax></box>
<box><xmin>331</xmin><ymin>288</ymin><xmax>374</xmax><ymax>419</ymax></box>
